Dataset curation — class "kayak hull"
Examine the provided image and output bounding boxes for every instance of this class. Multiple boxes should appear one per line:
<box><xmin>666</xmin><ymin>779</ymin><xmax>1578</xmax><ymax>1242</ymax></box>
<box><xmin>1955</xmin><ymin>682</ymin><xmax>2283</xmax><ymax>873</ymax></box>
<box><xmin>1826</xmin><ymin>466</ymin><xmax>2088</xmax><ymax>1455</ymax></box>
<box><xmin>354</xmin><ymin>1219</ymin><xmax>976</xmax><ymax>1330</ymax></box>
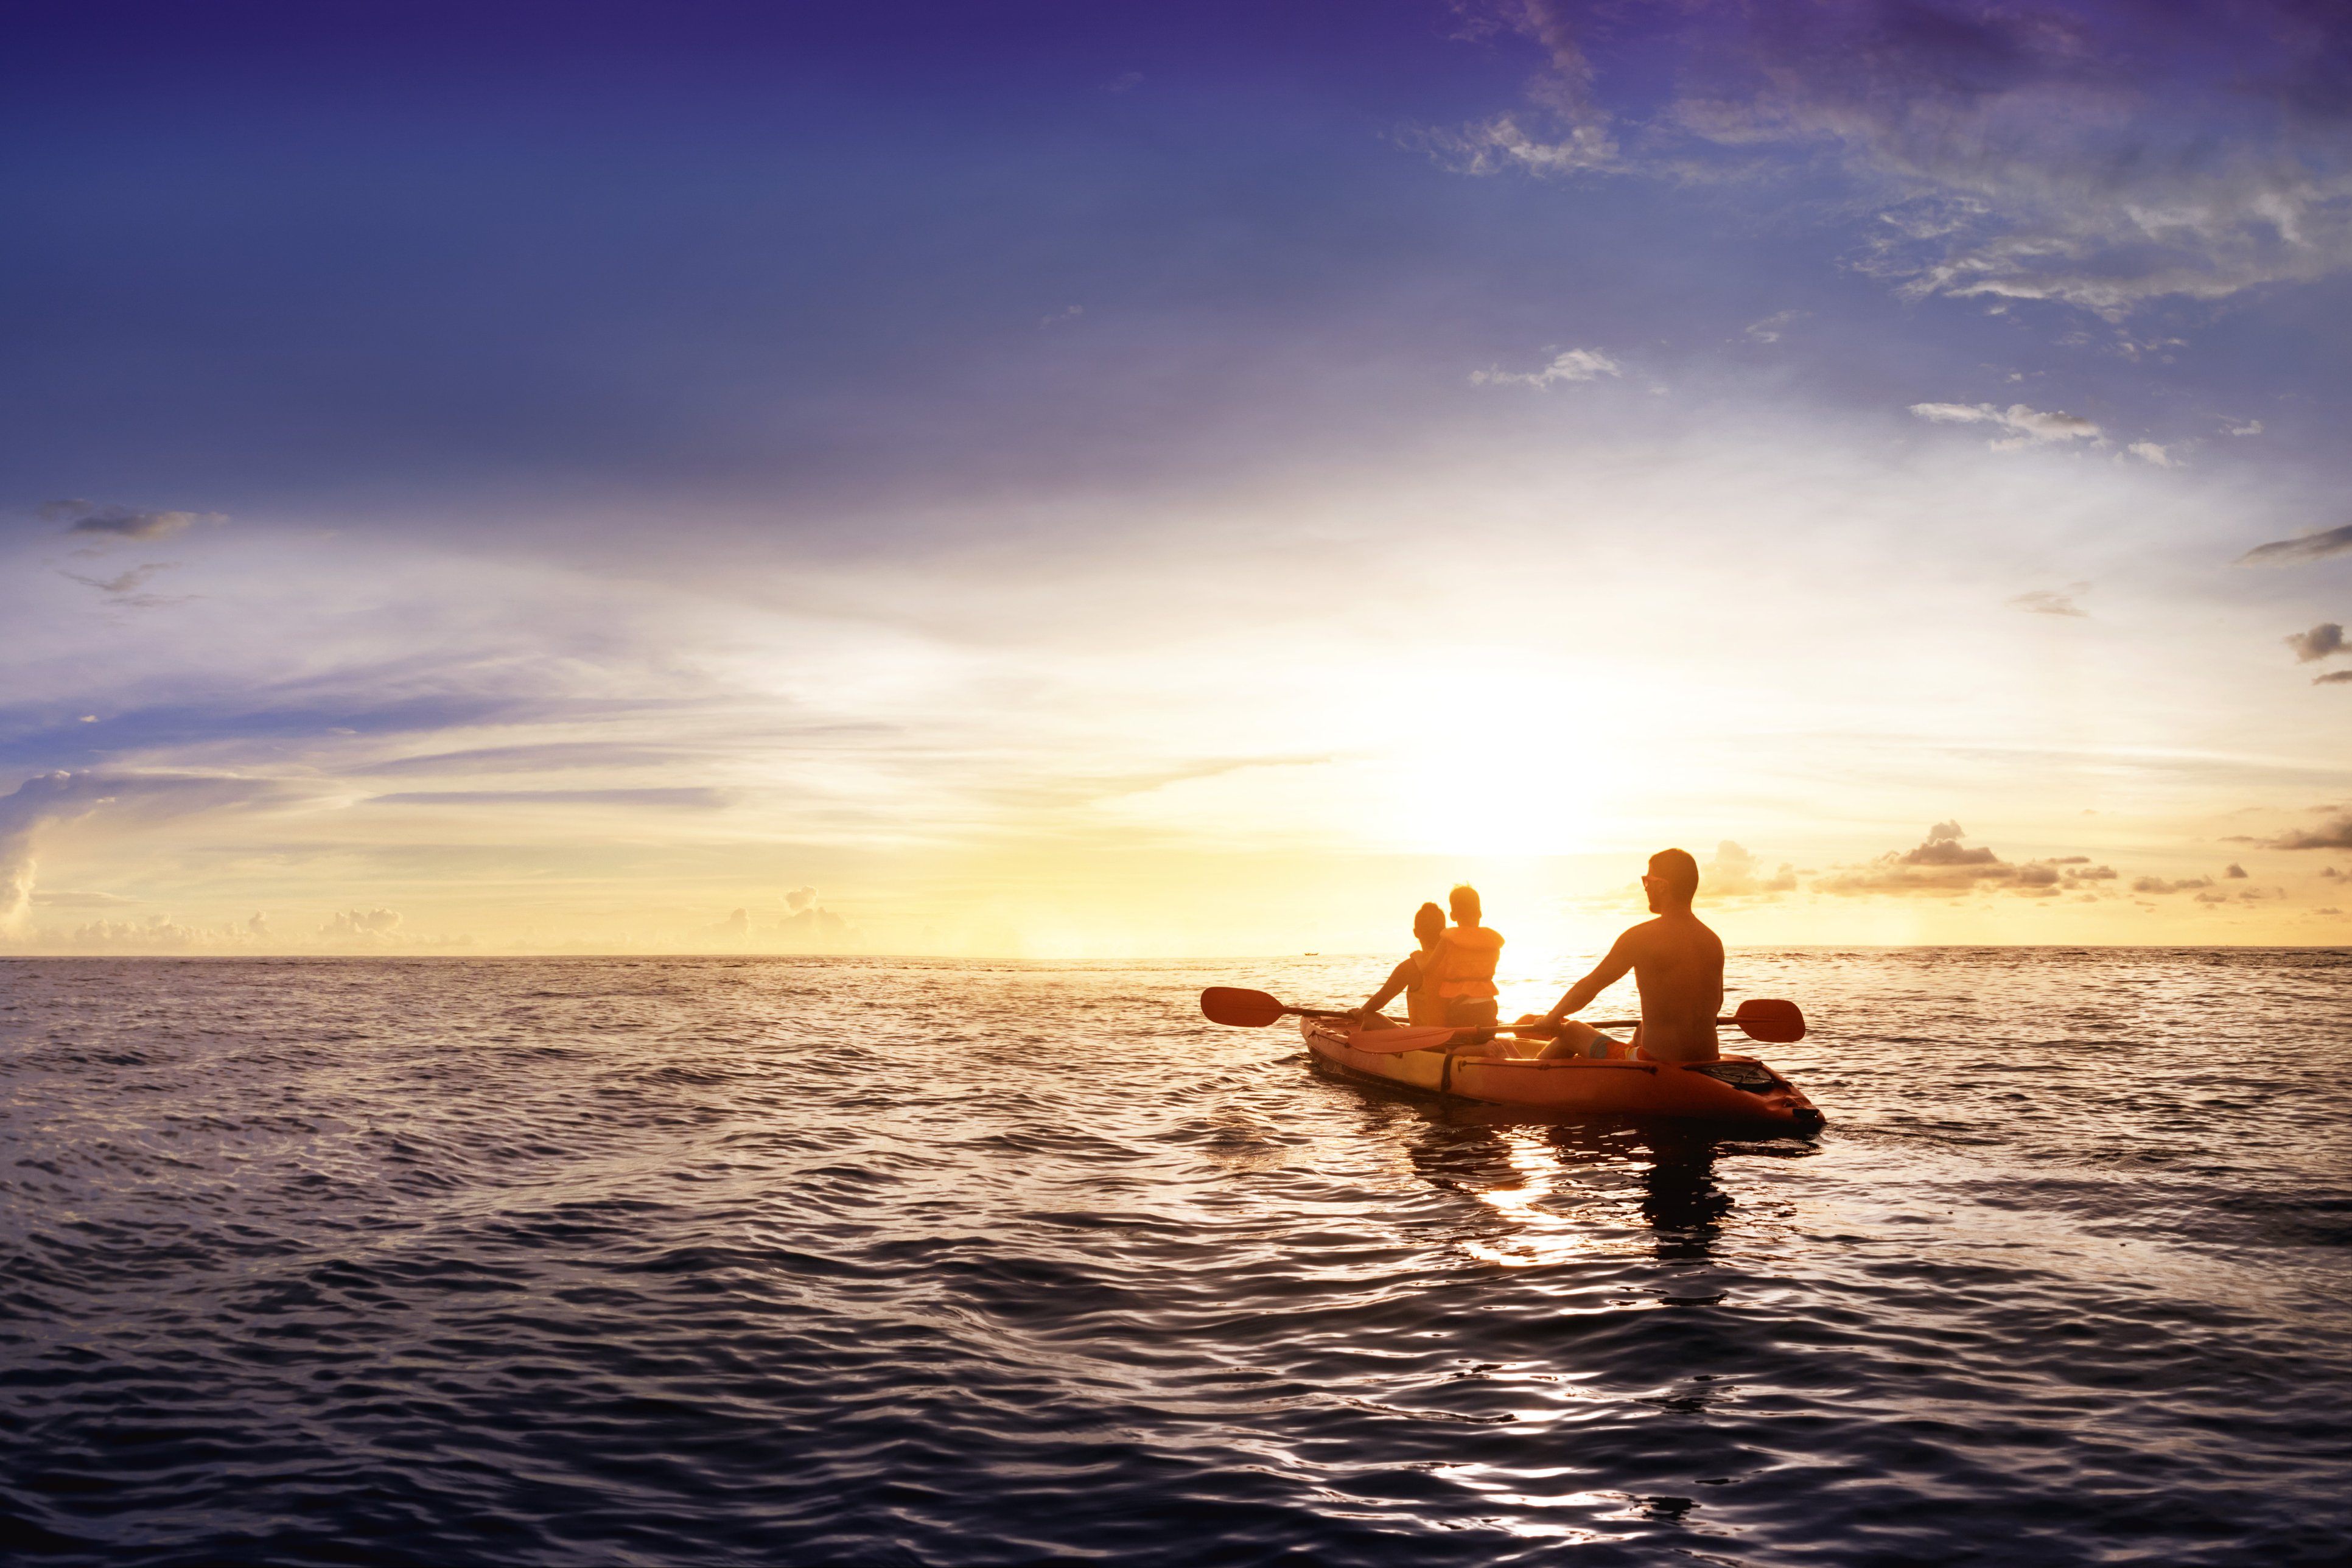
<box><xmin>1301</xmin><ymin>1019</ymin><xmax>1825</xmax><ymax>1132</ymax></box>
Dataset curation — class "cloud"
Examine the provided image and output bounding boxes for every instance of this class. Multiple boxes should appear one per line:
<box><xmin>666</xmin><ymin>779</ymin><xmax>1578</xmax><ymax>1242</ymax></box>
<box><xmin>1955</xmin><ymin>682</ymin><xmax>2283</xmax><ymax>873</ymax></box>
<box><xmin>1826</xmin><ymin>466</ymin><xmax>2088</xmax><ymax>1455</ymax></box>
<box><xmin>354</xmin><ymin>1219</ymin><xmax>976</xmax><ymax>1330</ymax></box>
<box><xmin>778</xmin><ymin>897</ymin><xmax>858</xmax><ymax>950</ymax></box>
<box><xmin>2225</xmin><ymin>862</ymin><xmax>2249</xmax><ymax>878</ymax></box>
<box><xmin>354</xmin><ymin>743</ymin><xmax>698</xmax><ymax>777</ymax></box>
<box><xmin>1472</xmin><ymin>348</ymin><xmax>1622</xmax><ymax>388</ymax></box>
<box><xmin>40</xmin><ymin>499</ymin><xmax>225</xmax><ymax>541</ymax></box>
<box><xmin>1743</xmin><ymin>310</ymin><xmax>1804</xmax><ymax>343</ymax></box>
<box><xmin>320</xmin><ymin>908</ymin><xmax>401</xmax><ymax>940</ymax></box>
<box><xmin>693</xmin><ymin>890</ymin><xmax>859</xmax><ymax>951</ymax></box>
<box><xmin>1813</xmin><ymin>822</ymin><xmax>2109</xmax><ymax>897</ymax></box>
<box><xmin>32</xmin><ymin>890</ymin><xmax>139</xmax><ymax>908</ymax></box>
<box><xmin>1437</xmin><ymin>115</ymin><xmax>1615</xmax><ymax>177</ymax></box>
<box><xmin>0</xmin><ymin>771</ymin><xmax>312</xmax><ymax>931</ymax></box>
<box><xmin>1909</xmin><ymin>402</ymin><xmax>2101</xmax><ymax>449</ymax></box>
<box><xmin>62</xmin><ymin>915</ymin><xmax>204</xmax><ymax>950</ymax></box>
<box><xmin>367</xmin><ymin>788</ymin><xmax>737</xmax><ymax>808</ymax></box>
<box><xmin>2010</xmin><ymin>584</ymin><xmax>2088</xmax><ymax>617</ymax></box>
<box><xmin>2223</xmin><ymin>419</ymin><xmax>2264</xmax><ymax>436</ymax></box>
<box><xmin>1451</xmin><ymin>2</ymin><xmax>2352</xmax><ymax>317</ymax></box>
<box><xmin>2132</xmin><ymin>875</ymin><xmax>2214</xmax><ymax>894</ymax></box>
<box><xmin>1703</xmin><ymin>840</ymin><xmax>1796</xmax><ymax>897</ymax></box>
<box><xmin>2284</xmin><ymin>623</ymin><xmax>2347</xmax><ymax>662</ymax></box>
<box><xmin>2317</xmin><ymin>670</ymin><xmax>2352</xmax><ymax>685</ymax></box>
<box><xmin>2127</xmin><ymin>441</ymin><xmax>2175</xmax><ymax>467</ymax></box>
<box><xmin>2238</xmin><ymin>523</ymin><xmax>2352</xmax><ymax>567</ymax></box>
<box><xmin>698</xmin><ymin>908</ymin><xmax>754</xmax><ymax>945</ymax></box>
<box><xmin>61</xmin><ymin>561</ymin><xmax>185</xmax><ymax>608</ymax></box>
<box><xmin>2268</xmin><ymin>813</ymin><xmax>2352</xmax><ymax>850</ymax></box>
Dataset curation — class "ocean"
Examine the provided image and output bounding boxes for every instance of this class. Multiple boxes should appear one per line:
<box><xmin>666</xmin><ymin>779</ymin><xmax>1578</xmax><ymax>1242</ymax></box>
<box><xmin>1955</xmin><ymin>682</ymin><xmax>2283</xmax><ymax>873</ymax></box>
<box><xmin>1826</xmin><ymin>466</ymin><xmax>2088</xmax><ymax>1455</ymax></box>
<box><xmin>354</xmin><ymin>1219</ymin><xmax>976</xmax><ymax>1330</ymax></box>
<box><xmin>2</xmin><ymin>948</ymin><xmax>2347</xmax><ymax>1566</ymax></box>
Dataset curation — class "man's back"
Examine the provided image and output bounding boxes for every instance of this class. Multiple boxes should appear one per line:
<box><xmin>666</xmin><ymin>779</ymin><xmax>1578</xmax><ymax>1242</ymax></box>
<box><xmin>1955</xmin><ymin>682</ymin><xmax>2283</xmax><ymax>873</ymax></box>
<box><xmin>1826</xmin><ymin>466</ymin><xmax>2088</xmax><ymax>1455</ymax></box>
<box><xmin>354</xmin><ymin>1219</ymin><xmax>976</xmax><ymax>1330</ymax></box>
<box><xmin>1629</xmin><ymin>912</ymin><xmax>1725</xmax><ymax>1063</ymax></box>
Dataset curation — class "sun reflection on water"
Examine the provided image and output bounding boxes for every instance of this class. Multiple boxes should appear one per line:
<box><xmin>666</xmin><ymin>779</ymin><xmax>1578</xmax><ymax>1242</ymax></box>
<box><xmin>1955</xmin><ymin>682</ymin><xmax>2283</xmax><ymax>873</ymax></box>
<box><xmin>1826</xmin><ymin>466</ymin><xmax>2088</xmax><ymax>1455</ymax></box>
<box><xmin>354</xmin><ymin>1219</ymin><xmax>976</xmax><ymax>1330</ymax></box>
<box><xmin>1458</xmin><ymin>1128</ymin><xmax>1648</xmax><ymax>1269</ymax></box>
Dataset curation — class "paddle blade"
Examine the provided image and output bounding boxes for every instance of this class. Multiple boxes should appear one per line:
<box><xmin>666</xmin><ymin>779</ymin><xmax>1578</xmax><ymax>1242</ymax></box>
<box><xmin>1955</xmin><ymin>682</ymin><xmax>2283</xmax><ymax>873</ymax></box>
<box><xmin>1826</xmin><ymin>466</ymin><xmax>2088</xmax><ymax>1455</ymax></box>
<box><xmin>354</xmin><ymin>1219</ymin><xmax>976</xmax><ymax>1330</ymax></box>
<box><xmin>1731</xmin><ymin>998</ymin><xmax>1807</xmax><ymax>1043</ymax></box>
<box><xmin>1201</xmin><ymin>987</ymin><xmax>1287</xmax><ymax>1027</ymax></box>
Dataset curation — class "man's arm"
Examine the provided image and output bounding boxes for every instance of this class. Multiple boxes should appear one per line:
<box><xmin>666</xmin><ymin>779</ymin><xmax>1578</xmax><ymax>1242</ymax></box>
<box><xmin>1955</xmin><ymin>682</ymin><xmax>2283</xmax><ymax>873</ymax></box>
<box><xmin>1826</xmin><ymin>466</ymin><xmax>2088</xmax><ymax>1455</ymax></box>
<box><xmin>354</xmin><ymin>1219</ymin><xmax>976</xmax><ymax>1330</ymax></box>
<box><xmin>1541</xmin><ymin>931</ymin><xmax>1639</xmax><ymax>1026</ymax></box>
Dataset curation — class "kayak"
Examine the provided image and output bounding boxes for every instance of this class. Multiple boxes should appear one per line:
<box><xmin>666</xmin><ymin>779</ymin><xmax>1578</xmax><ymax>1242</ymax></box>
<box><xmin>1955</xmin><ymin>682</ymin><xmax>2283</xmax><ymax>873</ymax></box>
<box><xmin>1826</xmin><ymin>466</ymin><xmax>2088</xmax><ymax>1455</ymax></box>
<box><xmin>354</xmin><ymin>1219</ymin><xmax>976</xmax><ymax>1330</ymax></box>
<box><xmin>1300</xmin><ymin>1018</ymin><xmax>1825</xmax><ymax>1132</ymax></box>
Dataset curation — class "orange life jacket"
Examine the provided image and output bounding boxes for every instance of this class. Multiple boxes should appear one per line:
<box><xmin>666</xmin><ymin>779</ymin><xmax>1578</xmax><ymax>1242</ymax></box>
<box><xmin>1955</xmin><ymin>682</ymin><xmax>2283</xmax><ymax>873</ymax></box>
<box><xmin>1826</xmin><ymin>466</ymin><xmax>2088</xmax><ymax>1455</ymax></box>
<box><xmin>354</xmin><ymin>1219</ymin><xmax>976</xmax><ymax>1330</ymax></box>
<box><xmin>1423</xmin><ymin>926</ymin><xmax>1503</xmax><ymax>1000</ymax></box>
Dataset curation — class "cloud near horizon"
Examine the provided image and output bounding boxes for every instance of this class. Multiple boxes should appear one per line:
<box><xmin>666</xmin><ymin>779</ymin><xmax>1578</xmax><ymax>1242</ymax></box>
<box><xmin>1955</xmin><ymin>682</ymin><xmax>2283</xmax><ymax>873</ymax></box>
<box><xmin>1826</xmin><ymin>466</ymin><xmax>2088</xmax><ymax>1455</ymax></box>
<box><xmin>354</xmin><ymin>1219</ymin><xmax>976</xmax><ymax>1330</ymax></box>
<box><xmin>0</xmin><ymin>771</ymin><xmax>315</xmax><ymax>931</ymax></box>
<box><xmin>1815</xmin><ymin>822</ymin><xmax>2115</xmax><ymax>898</ymax></box>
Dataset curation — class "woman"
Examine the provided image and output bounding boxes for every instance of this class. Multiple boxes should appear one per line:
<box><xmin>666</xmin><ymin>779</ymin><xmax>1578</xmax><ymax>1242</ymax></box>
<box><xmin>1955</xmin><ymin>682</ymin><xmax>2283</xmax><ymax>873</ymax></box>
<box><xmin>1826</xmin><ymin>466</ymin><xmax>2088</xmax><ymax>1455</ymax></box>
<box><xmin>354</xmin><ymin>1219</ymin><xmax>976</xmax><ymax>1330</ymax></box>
<box><xmin>1350</xmin><ymin>902</ymin><xmax>1449</xmax><ymax>1028</ymax></box>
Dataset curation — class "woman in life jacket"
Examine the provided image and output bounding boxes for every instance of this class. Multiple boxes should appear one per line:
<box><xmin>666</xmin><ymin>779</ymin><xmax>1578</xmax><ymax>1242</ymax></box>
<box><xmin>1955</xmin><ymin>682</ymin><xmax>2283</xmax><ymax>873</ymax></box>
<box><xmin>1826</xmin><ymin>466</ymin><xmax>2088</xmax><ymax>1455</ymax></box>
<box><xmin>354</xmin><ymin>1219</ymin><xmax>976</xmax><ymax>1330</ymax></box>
<box><xmin>1350</xmin><ymin>902</ymin><xmax>1448</xmax><ymax>1029</ymax></box>
<box><xmin>1422</xmin><ymin>884</ymin><xmax>1504</xmax><ymax>1031</ymax></box>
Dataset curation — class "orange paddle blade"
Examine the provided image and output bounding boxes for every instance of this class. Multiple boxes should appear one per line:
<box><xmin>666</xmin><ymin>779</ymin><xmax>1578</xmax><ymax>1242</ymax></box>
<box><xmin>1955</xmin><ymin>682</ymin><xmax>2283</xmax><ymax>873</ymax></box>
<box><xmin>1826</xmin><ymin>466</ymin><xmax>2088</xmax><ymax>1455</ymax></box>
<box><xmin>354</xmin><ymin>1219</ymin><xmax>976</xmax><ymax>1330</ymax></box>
<box><xmin>1731</xmin><ymin>998</ymin><xmax>1806</xmax><ymax>1043</ymax></box>
<box><xmin>1201</xmin><ymin>987</ymin><xmax>1287</xmax><ymax>1027</ymax></box>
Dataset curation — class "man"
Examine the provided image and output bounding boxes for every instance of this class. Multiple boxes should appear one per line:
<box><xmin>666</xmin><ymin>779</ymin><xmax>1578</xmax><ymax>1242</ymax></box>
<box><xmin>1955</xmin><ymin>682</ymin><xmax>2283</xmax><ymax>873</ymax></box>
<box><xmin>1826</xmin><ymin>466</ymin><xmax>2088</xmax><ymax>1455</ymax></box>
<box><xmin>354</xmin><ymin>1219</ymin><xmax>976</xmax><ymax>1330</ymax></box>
<box><xmin>1533</xmin><ymin>849</ymin><xmax>1724</xmax><ymax>1063</ymax></box>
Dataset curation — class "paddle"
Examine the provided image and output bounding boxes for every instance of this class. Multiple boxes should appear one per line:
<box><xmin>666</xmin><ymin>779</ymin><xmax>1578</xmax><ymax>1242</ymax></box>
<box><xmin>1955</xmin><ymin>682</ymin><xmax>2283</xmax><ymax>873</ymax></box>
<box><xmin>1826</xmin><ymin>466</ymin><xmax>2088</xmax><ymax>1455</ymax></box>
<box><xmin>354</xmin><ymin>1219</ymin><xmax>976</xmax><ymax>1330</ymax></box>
<box><xmin>1200</xmin><ymin>986</ymin><xmax>1355</xmax><ymax>1026</ymax></box>
<box><xmin>1200</xmin><ymin>988</ymin><xmax>1807</xmax><ymax>1054</ymax></box>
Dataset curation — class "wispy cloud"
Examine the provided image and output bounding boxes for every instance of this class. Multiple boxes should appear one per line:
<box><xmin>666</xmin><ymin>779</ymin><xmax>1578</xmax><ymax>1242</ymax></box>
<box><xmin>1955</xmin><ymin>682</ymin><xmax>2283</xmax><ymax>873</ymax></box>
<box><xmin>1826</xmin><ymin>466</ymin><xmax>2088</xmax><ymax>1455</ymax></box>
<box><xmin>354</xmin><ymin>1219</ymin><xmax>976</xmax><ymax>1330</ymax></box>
<box><xmin>0</xmin><ymin>770</ymin><xmax>305</xmax><ymax>930</ymax></box>
<box><xmin>40</xmin><ymin>499</ymin><xmax>225</xmax><ymax>541</ymax></box>
<box><xmin>367</xmin><ymin>788</ymin><xmax>737</xmax><ymax>808</ymax></box>
<box><xmin>2238</xmin><ymin>523</ymin><xmax>2352</xmax><ymax>567</ymax></box>
<box><xmin>2011</xmin><ymin>584</ymin><xmax>2089</xmax><ymax>618</ymax></box>
<box><xmin>1448</xmin><ymin>1</ymin><xmax>2352</xmax><ymax>317</ymax></box>
<box><xmin>1909</xmin><ymin>402</ymin><xmax>2099</xmax><ymax>450</ymax></box>
<box><xmin>1472</xmin><ymin>348</ymin><xmax>1622</xmax><ymax>388</ymax></box>
<box><xmin>61</xmin><ymin>561</ymin><xmax>185</xmax><ymax>608</ymax></box>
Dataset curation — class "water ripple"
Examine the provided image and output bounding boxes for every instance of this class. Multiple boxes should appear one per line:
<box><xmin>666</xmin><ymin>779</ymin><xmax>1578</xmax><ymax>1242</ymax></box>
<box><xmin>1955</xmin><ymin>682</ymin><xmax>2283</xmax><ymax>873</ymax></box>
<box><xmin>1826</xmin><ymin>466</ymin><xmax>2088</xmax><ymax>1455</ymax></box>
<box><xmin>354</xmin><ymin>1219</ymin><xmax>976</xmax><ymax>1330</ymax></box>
<box><xmin>2</xmin><ymin>949</ymin><xmax>2348</xmax><ymax>1564</ymax></box>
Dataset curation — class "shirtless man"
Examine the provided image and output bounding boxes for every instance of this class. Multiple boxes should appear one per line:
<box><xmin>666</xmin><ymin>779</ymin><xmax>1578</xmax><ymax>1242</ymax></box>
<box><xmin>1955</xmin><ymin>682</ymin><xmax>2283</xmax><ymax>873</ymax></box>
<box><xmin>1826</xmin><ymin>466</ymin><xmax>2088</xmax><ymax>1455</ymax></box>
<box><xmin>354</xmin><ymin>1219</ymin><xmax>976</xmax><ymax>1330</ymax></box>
<box><xmin>1532</xmin><ymin>848</ymin><xmax>1725</xmax><ymax>1063</ymax></box>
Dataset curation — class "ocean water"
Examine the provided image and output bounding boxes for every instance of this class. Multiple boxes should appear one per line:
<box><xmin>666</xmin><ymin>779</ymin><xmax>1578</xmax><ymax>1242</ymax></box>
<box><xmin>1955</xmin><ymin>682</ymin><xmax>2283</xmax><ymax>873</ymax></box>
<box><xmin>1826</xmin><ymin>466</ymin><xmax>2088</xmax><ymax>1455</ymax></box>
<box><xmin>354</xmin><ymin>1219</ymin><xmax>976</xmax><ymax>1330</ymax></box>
<box><xmin>1</xmin><ymin>948</ymin><xmax>2348</xmax><ymax>1567</ymax></box>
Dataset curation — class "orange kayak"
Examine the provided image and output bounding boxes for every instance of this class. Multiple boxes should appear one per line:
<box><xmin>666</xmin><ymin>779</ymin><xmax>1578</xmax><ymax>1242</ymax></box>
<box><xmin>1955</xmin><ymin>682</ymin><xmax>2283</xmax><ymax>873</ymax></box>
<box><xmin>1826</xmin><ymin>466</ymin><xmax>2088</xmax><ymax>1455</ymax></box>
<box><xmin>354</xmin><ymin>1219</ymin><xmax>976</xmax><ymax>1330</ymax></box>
<box><xmin>1300</xmin><ymin>1018</ymin><xmax>1825</xmax><ymax>1132</ymax></box>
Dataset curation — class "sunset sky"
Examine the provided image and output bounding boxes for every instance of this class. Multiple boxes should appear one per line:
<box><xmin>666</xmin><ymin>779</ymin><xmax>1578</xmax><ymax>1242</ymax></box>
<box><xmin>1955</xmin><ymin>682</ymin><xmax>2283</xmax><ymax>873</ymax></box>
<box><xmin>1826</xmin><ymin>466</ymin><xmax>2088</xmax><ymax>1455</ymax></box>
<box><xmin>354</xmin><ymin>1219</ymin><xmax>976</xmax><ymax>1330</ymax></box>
<box><xmin>5</xmin><ymin>0</ymin><xmax>2350</xmax><ymax>957</ymax></box>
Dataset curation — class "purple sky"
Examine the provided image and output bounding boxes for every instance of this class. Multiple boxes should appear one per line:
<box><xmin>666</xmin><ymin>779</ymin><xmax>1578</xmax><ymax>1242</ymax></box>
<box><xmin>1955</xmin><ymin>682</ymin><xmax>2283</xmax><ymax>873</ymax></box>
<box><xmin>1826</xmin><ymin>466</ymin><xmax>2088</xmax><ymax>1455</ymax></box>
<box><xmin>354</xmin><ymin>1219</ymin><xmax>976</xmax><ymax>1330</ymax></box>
<box><xmin>4</xmin><ymin>1</ymin><xmax>2350</xmax><ymax>953</ymax></box>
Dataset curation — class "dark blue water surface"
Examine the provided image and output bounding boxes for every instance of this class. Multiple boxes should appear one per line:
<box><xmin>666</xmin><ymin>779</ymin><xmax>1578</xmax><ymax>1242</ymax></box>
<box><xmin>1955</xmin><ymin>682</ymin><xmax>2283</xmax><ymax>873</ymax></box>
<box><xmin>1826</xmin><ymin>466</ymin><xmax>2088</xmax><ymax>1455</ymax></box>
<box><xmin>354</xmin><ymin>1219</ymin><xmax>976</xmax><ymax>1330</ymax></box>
<box><xmin>2</xmin><ymin>949</ymin><xmax>2349</xmax><ymax>1566</ymax></box>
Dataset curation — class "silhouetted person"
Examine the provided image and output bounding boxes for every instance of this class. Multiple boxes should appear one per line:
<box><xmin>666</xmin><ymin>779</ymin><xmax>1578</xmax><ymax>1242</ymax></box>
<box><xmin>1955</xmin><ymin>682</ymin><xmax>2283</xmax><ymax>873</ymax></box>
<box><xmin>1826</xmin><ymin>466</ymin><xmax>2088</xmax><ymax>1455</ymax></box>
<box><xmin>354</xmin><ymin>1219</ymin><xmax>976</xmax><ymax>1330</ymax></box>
<box><xmin>1424</xmin><ymin>884</ymin><xmax>1504</xmax><ymax>1032</ymax></box>
<box><xmin>1535</xmin><ymin>849</ymin><xmax>1724</xmax><ymax>1063</ymax></box>
<box><xmin>1351</xmin><ymin>901</ymin><xmax>1448</xmax><ymax>1029</ymax></box>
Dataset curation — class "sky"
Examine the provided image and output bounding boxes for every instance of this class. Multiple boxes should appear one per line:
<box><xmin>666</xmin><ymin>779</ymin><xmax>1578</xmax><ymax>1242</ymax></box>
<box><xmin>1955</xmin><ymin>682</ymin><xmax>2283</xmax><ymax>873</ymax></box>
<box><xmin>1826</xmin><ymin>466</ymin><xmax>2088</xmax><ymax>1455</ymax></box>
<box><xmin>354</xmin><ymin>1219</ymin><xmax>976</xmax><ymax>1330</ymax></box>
<box><xmin>4</xmin><ymin>0</ymin><xmax>2350</xmax><ymax>957</ymax></box>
